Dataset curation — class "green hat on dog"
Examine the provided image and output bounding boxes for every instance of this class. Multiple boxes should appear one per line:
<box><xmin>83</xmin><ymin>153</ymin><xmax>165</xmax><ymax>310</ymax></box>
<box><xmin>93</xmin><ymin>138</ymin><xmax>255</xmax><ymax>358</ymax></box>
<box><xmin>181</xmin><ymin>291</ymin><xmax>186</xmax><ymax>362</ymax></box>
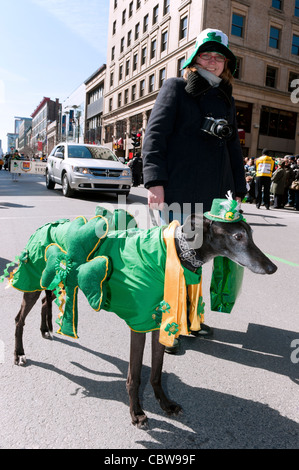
<box><xmin>204</xmin><ymin>191</ymin><xmax>245</xmax><ymax>223</ymax></box>
<box><xmin>183</xmin><ymin>28</ymin><xmax>237</xmax><ymax>75</ymax></box>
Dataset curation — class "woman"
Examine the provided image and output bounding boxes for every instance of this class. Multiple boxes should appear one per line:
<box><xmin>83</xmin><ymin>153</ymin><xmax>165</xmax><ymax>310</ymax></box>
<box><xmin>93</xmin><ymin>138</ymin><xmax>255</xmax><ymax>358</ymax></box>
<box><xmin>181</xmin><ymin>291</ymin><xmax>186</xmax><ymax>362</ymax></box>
<box><xmin>271</xmin><ymin>160</ymin><xmax>286</xmax><ymax>209</ymax></box>
<box><xmin>143</xmin><ymin>28</ymin><xmax>246</xmax><ymax>219</ymax></box>
<box><xmin>142</xmin><ymin>29</ymin><xmax>246</xmax><ymax>349</ymax></box>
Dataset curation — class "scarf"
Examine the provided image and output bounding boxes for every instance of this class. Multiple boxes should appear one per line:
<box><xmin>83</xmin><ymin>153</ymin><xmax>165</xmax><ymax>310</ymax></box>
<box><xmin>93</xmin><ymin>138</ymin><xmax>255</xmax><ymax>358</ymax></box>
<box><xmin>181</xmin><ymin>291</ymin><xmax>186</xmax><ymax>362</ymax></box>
<box><xmin>185</xmin><ymin>70</ymin><xmax>232</xmax><ymax>105</ymax></box>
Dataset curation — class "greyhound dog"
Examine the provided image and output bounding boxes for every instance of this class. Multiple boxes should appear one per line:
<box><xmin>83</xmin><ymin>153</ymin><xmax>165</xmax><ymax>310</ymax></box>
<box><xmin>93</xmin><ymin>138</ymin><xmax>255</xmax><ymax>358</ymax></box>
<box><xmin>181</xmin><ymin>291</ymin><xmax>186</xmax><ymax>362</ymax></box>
<box><xmin>13</xmin><ymin>213</ymin><xmax>277</xmax><ymax>428</ymax></box>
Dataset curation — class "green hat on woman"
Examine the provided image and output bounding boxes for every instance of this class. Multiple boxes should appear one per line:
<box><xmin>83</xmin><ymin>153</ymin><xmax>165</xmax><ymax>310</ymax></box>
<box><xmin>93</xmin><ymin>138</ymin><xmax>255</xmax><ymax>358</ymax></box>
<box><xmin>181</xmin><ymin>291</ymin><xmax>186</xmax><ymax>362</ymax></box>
<box><xmin>204</xmin><ymin>192</ymin><xmax>245</xmax><ymax>223</ymax></box>
<box><xmin>183</xmin><ymin>28</ymin><xmax>237</xmax><ymax>75</ymax></box>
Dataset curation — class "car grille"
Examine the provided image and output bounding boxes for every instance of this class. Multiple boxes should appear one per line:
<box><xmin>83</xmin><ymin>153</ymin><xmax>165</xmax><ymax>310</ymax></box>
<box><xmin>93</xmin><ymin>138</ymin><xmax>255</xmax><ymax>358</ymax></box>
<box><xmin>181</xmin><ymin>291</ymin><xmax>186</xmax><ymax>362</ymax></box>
<box><xmin>89</xmin><ymin>168</ymin><xmax>124</xmax><ymax>177</ymax></box>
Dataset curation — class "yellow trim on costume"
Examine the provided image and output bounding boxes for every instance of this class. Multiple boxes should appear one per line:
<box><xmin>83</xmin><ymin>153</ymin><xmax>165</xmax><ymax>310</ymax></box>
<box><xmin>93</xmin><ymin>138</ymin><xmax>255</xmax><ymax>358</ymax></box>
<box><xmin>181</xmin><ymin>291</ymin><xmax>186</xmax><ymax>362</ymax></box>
<box><xmin>90</xmin><ymin>255</ymin><xmax>110</xmax><ymax>312</ymax></box>
<box><xmin>44</xmin><ymin>243</ymin><xmax>67</xmax><ymax>261</ymax></box>
<box><xmin>75</xmin><ymin>215</ymin><xmax>87</xmax><ymax>223</ymax></box>
<box><xmin>158</xmin><ymin>221</ymin><xmax>202</xmax><ymax>347</ymax></box>
<box><xmin>87</xmin><ymin>216</ymin><xmax>109</xmax><ymax>261</ymax></box>
<box><xmin>129</xmin><ymin>326</ymin><xmax>160</xmax><ymax>334</ymax></box>
<box><xmin>72</xmin><ymin>285</ymin><xmax>79</xmax><ymax>338</ymax></box>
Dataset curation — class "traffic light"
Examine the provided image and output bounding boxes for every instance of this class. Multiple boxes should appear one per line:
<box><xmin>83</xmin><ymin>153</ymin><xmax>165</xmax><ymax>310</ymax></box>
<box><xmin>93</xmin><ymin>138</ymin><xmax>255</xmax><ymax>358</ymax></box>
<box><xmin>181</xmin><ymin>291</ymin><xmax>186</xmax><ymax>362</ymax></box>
<box><xmin>131</xmin><ymin>132</ymin><xmax>141</xmax><ymax>148</ymax></box>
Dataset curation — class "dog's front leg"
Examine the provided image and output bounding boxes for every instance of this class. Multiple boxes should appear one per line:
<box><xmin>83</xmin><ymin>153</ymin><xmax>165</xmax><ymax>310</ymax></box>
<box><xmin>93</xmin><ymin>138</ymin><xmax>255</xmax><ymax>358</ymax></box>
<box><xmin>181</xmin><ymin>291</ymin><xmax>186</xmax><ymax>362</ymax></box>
<box><xmin>40</xmin><ymin>290</ymin><xmax>55</xmax><ymax>339</ymax></box>
<box><xmin>151</xmin><ymin>330</ymin><xmax>182</xmax><ymax>416</ymax></box>
<box><xmin>126</xmin><ymin>330</ymin><xmax>148</xmax><ymax>428</ymax></box>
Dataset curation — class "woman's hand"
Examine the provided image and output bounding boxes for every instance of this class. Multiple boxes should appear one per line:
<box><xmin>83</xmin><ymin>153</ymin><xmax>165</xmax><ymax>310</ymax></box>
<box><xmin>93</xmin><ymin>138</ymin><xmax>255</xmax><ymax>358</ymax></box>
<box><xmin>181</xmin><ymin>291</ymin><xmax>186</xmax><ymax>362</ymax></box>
<box><xmin>148</xmin><ymin>186</ymin><xmax>164</xmax><ymax>210</ymax></box>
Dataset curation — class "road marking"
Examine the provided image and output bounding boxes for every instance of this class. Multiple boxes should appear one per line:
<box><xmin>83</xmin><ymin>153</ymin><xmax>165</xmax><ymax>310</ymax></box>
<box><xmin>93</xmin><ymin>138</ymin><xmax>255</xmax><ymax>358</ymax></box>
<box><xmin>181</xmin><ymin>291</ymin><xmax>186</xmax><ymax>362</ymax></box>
<box><xmin>266</xmin><ymin>254</ymin><xmax>299</xmax><ymax>268</ymax></box>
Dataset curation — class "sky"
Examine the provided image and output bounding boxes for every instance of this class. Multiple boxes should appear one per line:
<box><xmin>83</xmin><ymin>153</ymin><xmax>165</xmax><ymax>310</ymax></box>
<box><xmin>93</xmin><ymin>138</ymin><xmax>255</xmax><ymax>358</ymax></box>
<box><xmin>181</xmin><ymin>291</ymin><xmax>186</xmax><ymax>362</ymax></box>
<box><xmin>0</xmin><ymin>0</ymin><xmax>109</xmax><ymax>152</ymax></box>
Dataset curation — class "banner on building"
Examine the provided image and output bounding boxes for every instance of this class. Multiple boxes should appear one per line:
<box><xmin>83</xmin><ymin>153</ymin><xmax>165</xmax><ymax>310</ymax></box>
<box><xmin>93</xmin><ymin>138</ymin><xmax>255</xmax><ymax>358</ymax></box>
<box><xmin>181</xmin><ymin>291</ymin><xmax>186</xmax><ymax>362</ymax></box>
<box><xmin>10</xmin><ymin>160</ymin><xmax>47</xmax><ymax>175</ymax></box>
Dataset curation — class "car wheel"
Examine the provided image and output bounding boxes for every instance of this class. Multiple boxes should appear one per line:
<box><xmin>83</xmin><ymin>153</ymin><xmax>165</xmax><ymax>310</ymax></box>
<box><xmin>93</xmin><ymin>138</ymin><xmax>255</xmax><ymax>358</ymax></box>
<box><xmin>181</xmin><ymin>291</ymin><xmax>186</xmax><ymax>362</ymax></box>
<box><xmin>62</xmin><ymin>173</ymin><xmax>74</xmax><ymax>197</ymax></box>
<box><xmin>46</xmin><ymin>170</ymin><xmax>55</xmax><ymax>189</ymax></box>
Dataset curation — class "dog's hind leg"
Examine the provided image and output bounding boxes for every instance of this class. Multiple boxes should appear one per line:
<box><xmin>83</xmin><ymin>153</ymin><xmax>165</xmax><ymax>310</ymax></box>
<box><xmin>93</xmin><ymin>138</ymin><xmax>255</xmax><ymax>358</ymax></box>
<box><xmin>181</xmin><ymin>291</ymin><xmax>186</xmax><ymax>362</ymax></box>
<box><xmin>126</xmin><ymin>330</ymin><xmax>148</xmax><ymax>428</ymax></box>
<box><xmin>14</xmin><ymin>291</ymin><xmax>41</xmax><ymax>366</ymax></box>
<box><xmin>40</xmin><ymin>290</ymin><xmax>55</xmax><ymax>339</ymax></box>
<box><xmin>151</xmin><ymin>330</ymin><xmax>182</xmax><ymax>416</ymax></box>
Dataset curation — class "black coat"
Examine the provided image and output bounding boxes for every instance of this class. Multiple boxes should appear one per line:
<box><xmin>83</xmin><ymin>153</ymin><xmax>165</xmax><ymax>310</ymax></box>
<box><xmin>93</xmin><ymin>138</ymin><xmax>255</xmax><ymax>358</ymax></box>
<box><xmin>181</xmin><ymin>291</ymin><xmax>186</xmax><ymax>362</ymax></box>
<box><xmin>142</xmin><ymin>74</ymin><xmax>246</xmax><ymax>212</ymax></box>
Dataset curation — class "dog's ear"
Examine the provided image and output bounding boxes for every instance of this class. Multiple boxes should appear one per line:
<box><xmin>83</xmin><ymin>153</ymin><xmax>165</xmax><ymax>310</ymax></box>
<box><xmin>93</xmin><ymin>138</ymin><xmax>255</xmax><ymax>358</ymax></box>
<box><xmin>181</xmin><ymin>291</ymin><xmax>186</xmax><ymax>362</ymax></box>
<box><xmin>182</xmin><ymin>214</ymin><xmax>203</xmax><ymax>249</ymax></box>
<box><xmin>203</xmin><ymin>216</ymin><xmax>214</xmax><ymax>239</ymax></box>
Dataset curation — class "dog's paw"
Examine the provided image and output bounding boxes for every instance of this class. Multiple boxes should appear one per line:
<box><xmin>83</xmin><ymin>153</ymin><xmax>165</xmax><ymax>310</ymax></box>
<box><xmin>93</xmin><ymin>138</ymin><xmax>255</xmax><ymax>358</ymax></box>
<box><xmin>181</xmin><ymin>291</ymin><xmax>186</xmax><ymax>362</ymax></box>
<box><xmin>42</xmin><ymin>331</ymin><xmax>53</xmax><ymax>340</ymax></box>
<box><xmin>131</xmin><ymin>412</ymin><xmax>148</xmax><ymax>429</ymax></box>
<box><xmin>165</xmin><ymin>402</ymin><xmax>183</xmax><ymax>416</ymax></box>
<box><xmin>15</xmin><ymin>355</ymin><xmax>27</xmax><ymax>366</ymax></box>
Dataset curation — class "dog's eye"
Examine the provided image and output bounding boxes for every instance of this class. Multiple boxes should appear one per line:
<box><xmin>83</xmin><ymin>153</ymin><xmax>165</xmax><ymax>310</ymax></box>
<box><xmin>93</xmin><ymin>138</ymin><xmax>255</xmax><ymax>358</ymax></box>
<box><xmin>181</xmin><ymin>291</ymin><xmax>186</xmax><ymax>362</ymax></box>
<box><xmin>233</xmin><ymin>233</ymin><xmax>243</xmax><ymax>241</ymax></box>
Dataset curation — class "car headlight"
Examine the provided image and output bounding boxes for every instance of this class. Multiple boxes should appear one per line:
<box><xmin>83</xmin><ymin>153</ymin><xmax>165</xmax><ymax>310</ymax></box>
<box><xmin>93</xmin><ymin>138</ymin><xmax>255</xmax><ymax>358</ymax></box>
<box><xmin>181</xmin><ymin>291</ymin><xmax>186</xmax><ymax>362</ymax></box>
<box><xmin>73</xmin><ymin>167</ymin><xmax>92</xmax><ymax>174</ymax></box>
<box><xmin>121</xmin><ymin>169</ymin><xmax>131</xmax><ymax>176</ymax></box>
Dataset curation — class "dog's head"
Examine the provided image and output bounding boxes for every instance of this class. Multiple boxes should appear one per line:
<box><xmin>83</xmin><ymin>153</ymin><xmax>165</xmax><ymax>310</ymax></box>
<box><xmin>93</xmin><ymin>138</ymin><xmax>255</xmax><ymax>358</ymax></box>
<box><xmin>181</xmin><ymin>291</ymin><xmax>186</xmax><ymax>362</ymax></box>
<box><xmin>179</xmin><ymin>215</ymin><xmax>277</xmax><ymax>275</ymax></box>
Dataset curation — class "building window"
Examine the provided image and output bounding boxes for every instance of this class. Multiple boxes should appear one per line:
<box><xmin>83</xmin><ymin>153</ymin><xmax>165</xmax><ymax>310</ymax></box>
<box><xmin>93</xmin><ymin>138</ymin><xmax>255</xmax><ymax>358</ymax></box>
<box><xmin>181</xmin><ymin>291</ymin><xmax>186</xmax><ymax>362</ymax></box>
<box><xmin>133</xmin><ymin>53</ymin><xmax>138</xmax><ymax>71</ymax></box>
<box><xmin>109</xmin><ymin>98</ymin><xmax>113</xmax><ymax>112</ymax></box>
<box><xmin>129</xmin><ymin>1</ymin><xmax>133</xmax><ymax>17</ymax></box>
<box><xmin>111</xmin><ymin>46</ymin><xmax>115</xmax><ymax>61</ymax></box>
<box><xmin>124</xmin><ymin>89</ymin><xmax>129</xmax><ymax>105</ymax></box>
<box><xmin>126</xmin><ymin>59</ymin><xmax>130</xmax><ymax>76</ymax></box>
<box><xmin>122</xmin><ymin>9</ymin><xmax>126</xmax><ymax>25</ymax></box>
<box><xmin>119</xmin><ymin>64</ymin><xmax>123</xmax><ymax>81</ymax></box>
<box><xmin>135</xmin><ymin>23</ymin><xmax>140</xmax><ymax>41</ymax></box>
<box><xmin>161</xmin><ymin>30</ymin><xmax>168</xmax><ymax>53</ymax></box>
<box><xmin>234</xmin><ymin>57</ymin><xmax>242</xmax><ymax>79</ymax></box>
<box><xmin>140</xmin><ymin>79</ymin><xmax>145</xmax><ymax>97</ymax></box>
<box><xmin>120</xmin><ymin>37</ymin><xmax>125</xmax><ymax>53</ymax></box>
<box><xmin>151</xmin><ymin>39</ymin><xmax>157</xmax><ymax>59</ymax></box>
<box><xmin>163</xmin><ymin>0</ymin><xmax>170</xmax><ymax>16</ymax></box>
<box><xmin>114</xmin><ymin>0</ymin><xmax>118</xmax><ymax>9</ymax></box>
<box><xmin>112</xmin><ymin>20</ymin><xmax>116</xmax><ymax>35</ymax></box>
<box><xmin>118</xmin><ymin>93</ymin><xmax>122</xmax><ymax>107</ymax></box>
<box><xmin>288</xmin><ymin>72</ymin><xmax>299</xmax><ymax>92</ymax></box>
<box><xmin>235</xmin><ymin>101</ymin><xmax>252</xmax><ymax>133</ymax></box>
<box><xmin>141</xmin><ymin>46</ymin><xmax>147</xmax><ymax>65</ymax></box>
<box><xmin>159</xmin><ymin>68</ymin><xmax>166</xmax><ymax>88</ymax></box>
<box><xmin>149</xmin><ymin>74</ymin><xmax>155</xmax><ymax>93</ymax></box>
<box><xmin>266</xmin><ymin>66</ymin><xmax>277</xmax><ymax>87</ymax></box>
<box><xmin>295</xmin><ymin>0</ymin><xmax>299</xmax><ymax>17</ymax></box>
<box><xmin>260</xmin><ymin>106</ymin><xmax>296</xmax><ymax>139</ymax></box>
<box><xmin>269</xmin><ymin>26</ymin><xmax>280</xmax><ymax>49</ymax></box>
<box><xmin>110</xmin><ymin>71</ymin><xmax>114</xmax><ymax>87</ymax></box>
<box><xmin>291</xmin><ymin>34</ymin><xmax>299</xmax><ymax>56</ymax></box>
<box><xmin>143</xmin><ymin>14</ymin><xmax>149</xmax><ymax>33</ymax></box>
<box><xmin>136</xmin><ymin>0</ymin><xmax>141</xmax><ymax>9</ymax></box>
<box><xmin>179</xmin><ymin>16</ymin><xmax>188</xmax><ymax>40</ymax></box>
<box><xmin>131</xmin><ymin>84</ymin><xmax>136</xmax><ymax>101</ymax></box>
<box><xmin>231</xmin><ymin>13</ymin><xmax>244</xmax><ymax>37</ymax></box>
<box><xmin>153</xmin><ymin>5</ymin><xmax>159</xmax><ymax>25</ymax></box>
<box><xmin>272</xmin><ymin>0</ymin><xmax>282</xmax><ymax>10</ymax></box>
<box><xmin>177</xmin><ymin>57</ymin><xmax>185</xmax><ymax>77</ymax></box>
<box><xmin>127</xmin><ymin>30</ymin><xmax>132</xmax><ymax>47</ymax></box>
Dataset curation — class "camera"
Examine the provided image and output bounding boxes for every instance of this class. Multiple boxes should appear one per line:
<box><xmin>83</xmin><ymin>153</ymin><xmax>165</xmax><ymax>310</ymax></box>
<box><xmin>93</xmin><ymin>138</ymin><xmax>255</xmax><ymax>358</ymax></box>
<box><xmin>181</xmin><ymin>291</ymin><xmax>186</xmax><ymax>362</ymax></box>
<box><xmin>201</xmin><ymin>116</ymin><xmax>234</xmax><ymax>140</ymax></box>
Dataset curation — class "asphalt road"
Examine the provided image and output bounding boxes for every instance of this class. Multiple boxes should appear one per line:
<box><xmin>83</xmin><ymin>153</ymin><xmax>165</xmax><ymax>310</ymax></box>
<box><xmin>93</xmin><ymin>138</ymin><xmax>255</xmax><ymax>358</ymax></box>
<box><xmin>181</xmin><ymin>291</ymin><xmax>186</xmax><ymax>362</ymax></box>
<box><xmin>0</xmin><ymin>169</ymin><xmax>298</xmax><ymax>450</ymax></box>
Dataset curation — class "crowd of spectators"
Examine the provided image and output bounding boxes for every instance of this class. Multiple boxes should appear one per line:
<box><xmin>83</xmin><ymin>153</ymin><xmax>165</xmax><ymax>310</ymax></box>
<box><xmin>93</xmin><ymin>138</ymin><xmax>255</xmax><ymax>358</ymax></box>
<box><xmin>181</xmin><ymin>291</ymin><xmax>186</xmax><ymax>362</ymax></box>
<box><xmin>243</xmin><ymin>153</ymin><xmax>299</xmax><ymax>211</ymax></box>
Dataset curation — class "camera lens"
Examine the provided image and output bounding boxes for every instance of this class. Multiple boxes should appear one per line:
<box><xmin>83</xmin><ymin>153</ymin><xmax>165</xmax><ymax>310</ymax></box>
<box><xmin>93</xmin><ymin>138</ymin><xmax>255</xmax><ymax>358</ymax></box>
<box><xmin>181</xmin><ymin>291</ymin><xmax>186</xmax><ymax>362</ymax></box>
<box><xmin>215</xmin><ymin>123</ymin><xmax>234</xmax><ymax>139</ymax></box>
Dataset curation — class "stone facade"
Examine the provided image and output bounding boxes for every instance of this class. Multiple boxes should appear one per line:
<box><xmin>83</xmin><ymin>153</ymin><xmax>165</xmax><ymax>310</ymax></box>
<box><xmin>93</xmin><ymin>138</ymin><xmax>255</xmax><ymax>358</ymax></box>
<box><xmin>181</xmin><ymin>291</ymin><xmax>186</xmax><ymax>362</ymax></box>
<box><xmin>103</xmin><ymin>0</ymin><xmax>299</xmax><ymax>158</ymax></box>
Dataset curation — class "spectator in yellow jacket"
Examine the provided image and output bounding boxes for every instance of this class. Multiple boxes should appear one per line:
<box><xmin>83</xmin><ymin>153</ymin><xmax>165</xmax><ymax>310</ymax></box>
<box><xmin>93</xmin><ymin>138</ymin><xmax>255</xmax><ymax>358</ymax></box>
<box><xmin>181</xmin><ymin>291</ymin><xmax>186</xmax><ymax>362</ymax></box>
<box><xmin>255</xmin><ymin>148</ymin><xmax>275</xmax><ymax>210</ymax></box>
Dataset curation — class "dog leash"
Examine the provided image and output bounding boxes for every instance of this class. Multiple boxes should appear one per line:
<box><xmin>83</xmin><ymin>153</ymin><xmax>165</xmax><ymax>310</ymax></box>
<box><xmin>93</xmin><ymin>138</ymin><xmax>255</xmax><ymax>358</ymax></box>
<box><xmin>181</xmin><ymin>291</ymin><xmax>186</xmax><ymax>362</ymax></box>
<box><xmin>148</xmin><ymin>208</ymin><xmax>160</xmax><ymax>227</ymax></box>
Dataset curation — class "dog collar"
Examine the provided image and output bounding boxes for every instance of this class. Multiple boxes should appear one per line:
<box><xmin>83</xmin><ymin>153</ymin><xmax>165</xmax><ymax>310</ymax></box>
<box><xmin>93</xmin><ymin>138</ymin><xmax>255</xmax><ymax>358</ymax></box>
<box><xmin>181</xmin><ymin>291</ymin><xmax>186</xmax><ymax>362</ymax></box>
<box><xmin>176</xmin><ymin>226</ymin><xmax>203</xmax><ymax>272</ymax></box>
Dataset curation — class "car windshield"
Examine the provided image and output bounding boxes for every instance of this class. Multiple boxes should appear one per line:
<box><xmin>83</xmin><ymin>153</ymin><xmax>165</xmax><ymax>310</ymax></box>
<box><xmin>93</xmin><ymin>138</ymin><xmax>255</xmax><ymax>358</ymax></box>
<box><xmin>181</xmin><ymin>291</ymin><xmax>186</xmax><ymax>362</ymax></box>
<box><xmin>67</xmin><ymin>145</ymin><xmax>118</xmax><ymax>161</ymax></box>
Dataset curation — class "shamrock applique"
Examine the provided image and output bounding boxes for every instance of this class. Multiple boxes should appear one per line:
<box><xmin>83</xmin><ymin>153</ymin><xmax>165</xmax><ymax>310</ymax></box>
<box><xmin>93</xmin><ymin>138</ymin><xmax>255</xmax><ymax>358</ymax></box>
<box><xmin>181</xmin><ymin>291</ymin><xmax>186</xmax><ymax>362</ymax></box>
<box><xmin>152</xmin><ymin>301</ymin><xmax>171</xmax><ymax>326</ymax></box>
<box><xmin>165</xmin><ymin>322</ymin><xmax>179</xmax><ymax>336</ymax></box>
<box><xmin>40</xmin><ymin>215</ymin><xmax>111</xmax><ymax>338</ymax></box>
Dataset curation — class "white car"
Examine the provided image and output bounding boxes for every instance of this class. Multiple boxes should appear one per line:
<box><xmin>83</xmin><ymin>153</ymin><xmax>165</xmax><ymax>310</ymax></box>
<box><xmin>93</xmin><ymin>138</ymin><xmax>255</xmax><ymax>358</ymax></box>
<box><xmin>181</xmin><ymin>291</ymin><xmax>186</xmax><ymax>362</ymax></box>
<box><xmin>46</xmin><ymin>143</ymin><xmax>132</xmax><ymax>197</ymax></box>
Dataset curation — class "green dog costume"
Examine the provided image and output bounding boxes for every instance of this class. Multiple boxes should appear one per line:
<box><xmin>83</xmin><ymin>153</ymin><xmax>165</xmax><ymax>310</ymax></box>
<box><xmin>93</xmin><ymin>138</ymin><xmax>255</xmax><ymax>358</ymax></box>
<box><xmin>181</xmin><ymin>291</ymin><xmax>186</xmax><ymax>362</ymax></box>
<box><xmin>8</xmin><ymin>195</ymin><xmax>244</xmax><ymax>347</ymax></box>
